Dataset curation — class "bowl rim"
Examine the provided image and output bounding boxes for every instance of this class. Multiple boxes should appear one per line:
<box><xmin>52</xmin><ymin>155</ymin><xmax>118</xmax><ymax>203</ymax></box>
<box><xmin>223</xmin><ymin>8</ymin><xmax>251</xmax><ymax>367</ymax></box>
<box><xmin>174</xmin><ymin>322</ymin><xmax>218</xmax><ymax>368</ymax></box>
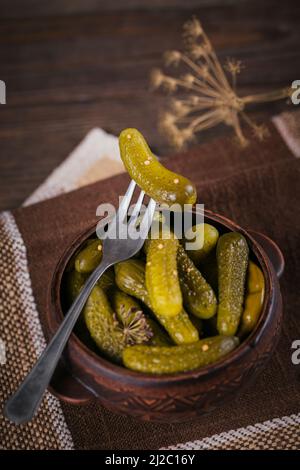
<box><xmin>49</xmin><ymin>208</ymin><xmax>275</xmax><ymax>386</ymax></box>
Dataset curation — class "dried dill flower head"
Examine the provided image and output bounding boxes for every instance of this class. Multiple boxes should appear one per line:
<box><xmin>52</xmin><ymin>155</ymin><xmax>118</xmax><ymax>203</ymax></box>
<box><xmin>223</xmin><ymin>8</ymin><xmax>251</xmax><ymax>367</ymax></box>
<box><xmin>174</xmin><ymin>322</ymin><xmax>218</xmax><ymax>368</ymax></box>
<box><xmin>151</xmin><ymin>16</ymin><xmax>291</xmax><ymax>149</ymax></box>
<box><xmin>117</xmin><ymin>305</ymin><xmax>153</xmax><ymax>346</ymax></box>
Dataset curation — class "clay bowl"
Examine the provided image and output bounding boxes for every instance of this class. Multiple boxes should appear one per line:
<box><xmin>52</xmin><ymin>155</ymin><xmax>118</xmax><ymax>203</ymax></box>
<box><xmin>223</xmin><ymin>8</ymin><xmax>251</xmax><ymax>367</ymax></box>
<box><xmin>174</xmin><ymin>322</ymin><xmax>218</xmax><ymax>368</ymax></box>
<box><xmin>46</xmin><ymin>208</ymin><xmax>284</xmax><ymax>423</ymax></box>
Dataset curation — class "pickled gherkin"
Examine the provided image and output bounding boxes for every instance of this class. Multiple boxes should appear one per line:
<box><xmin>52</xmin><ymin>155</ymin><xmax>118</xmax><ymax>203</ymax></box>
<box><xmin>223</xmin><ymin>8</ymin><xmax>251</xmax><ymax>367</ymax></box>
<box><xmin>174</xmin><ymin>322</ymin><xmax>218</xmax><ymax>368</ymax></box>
<box><xmin>111</xmin><ymin>288</ymin><xmax>143</xmax><ymax>324</ymax></box>
<box><xmin>119</xmin><ymin>128</ymin><xmax>197</xmax><ymax>206</ymax></box>
<box><xmin>84</xmin><ymin>285</ymin><xmax>152</xmax><ymax>363</ymax></box>
<box><xmin>217</xmin><ymin>232</ymin><xmax>249</xmax><ymax>336</ymax></box>
<box><xmin>65</xmin><ymin>269</ymin><xmax>87</xmax><ymax>304</ymax></box>
<box><xmin>111</xmin><ymin>260</ymin><xmax>171</xmax><ymax>347</ymax></box>
<box><xmin>114</xmin><ymin>259</ymin><xmax>199</xmax><ymax>344</ymax></box>
<box><xmin>84</xmin><ymin>285</ymin><xmax>125</xmax><ymax>362</ymax></box>
<box><xmin>147</xmin><ymin>318</ymin><xmax>172</xmax><ymax>346</ymax></box>
<box><xmin>123</xmin><ymin>335</ymin><xmax>239</xmax><ymax>374</ymax></box>
<box><xmin>75</xmin><ymin>238</ymin><xmax>103</xmax><ymax>273</ymax></box>
<box><xmin>145</xmin><ymin>237</ymin><xmax>182</xmax><ymax>317</ymax></box>
<box><xmin>238</xmin><ymin>261</ymin><xmax>265</xmax><ymax>337</ymax></box>
<box><xmin>156</xmin><ymin>309</ymin><xmax>199</xmax><ymax>345</ymax></box>
<box><xmin>114</xmin><ymin>259</ymin><xmax>149</xmax><ymax>305</ymax></box>
<box><xmin>97</xmin><ymin>267</ymin><xmax>115</xmax><ymax>291</ymax></box>
<box><xmin>110</xmin><ymin>288</ymin><xmax>153</xmax><ymax>345</ymax></box>
<box><xmin>177</xmin><ymin>245</ymin><xmax>217</xmax><ymax>319</ymax></box>
<box><xmin>66</xmin><ymin>267</ymin><xmax>114</xmax><ymax>306</ymax></box>
<box><xmin>184</xmin><ymin>223</ymin><xmax>219</xmax><ymax>265</ymax></box>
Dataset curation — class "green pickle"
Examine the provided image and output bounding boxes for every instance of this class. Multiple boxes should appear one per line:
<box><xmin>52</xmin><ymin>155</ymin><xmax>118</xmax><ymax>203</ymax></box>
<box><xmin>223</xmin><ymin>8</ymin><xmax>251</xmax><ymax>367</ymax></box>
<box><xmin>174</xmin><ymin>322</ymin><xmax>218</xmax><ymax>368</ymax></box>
<box><xmin>75</xmin><ymin>238</ymin><xmax>103</xmax><ymax>273</ymax></box>
<box><xmin>84</xmin><ymin>285</ymin><xmax>152</xmax><ymax>363</ymax></box>
<box><xmin>114</xmin><ymin>259</ymin><xmax>199</xmax><ymax>344</ymax></box>
<box><xmin>66</xmin><ymin>238</ymin><xmax>97</xmax><ymax>273</ymax></box>
<box><xmin>84</xmin><ymin>285</ymin><xmax>125</xmax><ymax>362</ymax></box>
<box><xmin>110</xmin><ymin>284</ymin><xmax>171</xmax><ymax>346</ymax></box>
<box><xmin>147</xmin><ymin>319</ymin><xmax>172</xmax><ymax>346</ymax></box>
<box><xmin>66</xmin><ymin>266</ymin><xmax>114</xmax><ymax>305</ymax></box>
<box><xmin>238</xmin><ymin>261</ymin><xmax>265</xmax><ymax>337</ymax></box>
<box><xmin>146</xmin><ymin>237</ymin><xmax>182</xmax><ymax>317</ymax></box>
<box><xmin>157</xmin><ymin>308</ymin><xmax>199</xmax><ymax>345</ymax></box>
<box><xmin>114</xmin><ymin>259</ymin><xmax>149</xmax><ymax>305</ymax></box>
<box><xmin>217</xmin><ymin>232</ymin><xmax>249</xmax><ymax>336</ymax></box>
<box><xmin>177</xmin><ymin>245</ymin><xmax>217</xmax><ymax>319</ymax></box>
<box><xmin>65</xmin><ymin>269</ymin><xmax>88</xmax><ymax>330</ymax></box>
<box><xmin>111</xmin><ymin>288</ymin><xmax>142</xmax><ymax>323</ymax></box>
<box><xmin>119</xmin><ymin>128</ymin><xmax>197</xmax><ymax>206</ymax></box>
<box><xmin>112</xmin><ymin>288</ymin><xmax>170</xmax><ymax>346</ymax></box>
<box><xmin>123</xmin><ymin>335</ymin><xmax>239</xmax><ymax>374</ymax></box>
<box><xmin>184</xmin><ymin>223</ymin><xmax>219</xmax><ymax>265</ymax></box>
<box><xmin>97</xmin><ymin>267</ymin><xmax>115</xmax><ymax>291</ymax></box>
<box><xmin>65</xmin><ymin>269</ymin><xmax>87</xmax><ymax>304</ymax></box>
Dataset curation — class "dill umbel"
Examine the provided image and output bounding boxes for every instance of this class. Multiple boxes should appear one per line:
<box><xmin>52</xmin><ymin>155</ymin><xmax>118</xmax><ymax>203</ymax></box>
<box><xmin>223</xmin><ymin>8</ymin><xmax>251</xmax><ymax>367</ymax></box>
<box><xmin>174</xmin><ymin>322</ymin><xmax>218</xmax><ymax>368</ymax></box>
<box><xmin>151</xmin><ymin>17</ymin><xmax>290</xmax><ymax>149</ymax></box>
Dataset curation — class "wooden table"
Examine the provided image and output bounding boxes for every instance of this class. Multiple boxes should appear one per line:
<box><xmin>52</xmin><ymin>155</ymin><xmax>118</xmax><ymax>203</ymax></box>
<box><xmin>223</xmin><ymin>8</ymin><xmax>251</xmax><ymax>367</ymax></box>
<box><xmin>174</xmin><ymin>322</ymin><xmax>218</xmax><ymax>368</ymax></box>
<box><xmin>1</xmin><ymin>0</ymin><xmax>299</xmax><ymax>211</ymax></box>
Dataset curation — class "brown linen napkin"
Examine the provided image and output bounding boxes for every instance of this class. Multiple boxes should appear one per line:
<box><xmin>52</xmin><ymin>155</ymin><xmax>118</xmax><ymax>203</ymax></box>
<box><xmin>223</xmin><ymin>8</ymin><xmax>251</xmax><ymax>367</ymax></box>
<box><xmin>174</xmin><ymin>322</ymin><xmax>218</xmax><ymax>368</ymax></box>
<box><xmin>1</xmin><ymin>122</ymin><xmax>300</xmax><ymax>449</ymax></box>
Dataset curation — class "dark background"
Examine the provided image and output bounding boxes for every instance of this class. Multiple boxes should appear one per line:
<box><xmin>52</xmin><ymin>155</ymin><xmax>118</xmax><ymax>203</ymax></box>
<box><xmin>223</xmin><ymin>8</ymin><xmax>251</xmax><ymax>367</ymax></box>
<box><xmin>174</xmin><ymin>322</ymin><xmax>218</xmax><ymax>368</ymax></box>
<box><xmin>0</xmin><ymin>0</ymin><xmax>300</xmax><ymax>211</ymax></box>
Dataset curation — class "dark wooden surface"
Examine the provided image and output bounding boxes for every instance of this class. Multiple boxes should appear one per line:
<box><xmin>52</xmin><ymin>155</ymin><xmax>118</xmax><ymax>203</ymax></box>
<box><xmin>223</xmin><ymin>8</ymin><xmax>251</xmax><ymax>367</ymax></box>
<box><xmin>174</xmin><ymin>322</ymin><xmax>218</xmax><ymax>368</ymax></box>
<box><xmin>1</xmin><ymin>0</ymin><xmax>300</xmax><ymax>211</ymax></box>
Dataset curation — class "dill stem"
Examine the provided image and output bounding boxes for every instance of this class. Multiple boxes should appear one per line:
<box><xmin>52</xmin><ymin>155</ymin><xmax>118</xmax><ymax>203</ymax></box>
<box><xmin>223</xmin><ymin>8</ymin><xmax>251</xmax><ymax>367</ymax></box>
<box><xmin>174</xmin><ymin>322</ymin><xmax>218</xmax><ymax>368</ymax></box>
<box><xmin>242</xmin><ymin>87</ymin><xmax>290</xmax><ymax>105</ymax></box>
<box><xmin>201</xmin><ymin>29</ymin><xmax>232</xmax><ymax>91</ymax></box>
<box><xmin>176</xmin><ymin>78</ymin><xmax>223</xmax><ymax>98</ymax></box>
<box><xmin>190</xmin><ymin>109</ymin><xmax>223</xmax><ymax>130</ymax></box>
<box><xmin>181</xmin><ymin>54</ymin><xmax>225</xmax><ymax>94</ymax></box>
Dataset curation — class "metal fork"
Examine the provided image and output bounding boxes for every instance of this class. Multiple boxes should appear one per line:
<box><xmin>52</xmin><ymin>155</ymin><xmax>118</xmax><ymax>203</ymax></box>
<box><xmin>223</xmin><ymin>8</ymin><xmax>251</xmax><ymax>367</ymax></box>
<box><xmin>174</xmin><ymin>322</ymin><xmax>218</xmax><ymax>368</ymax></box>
<box><xmin>4</xmin><ymin>180</ymin><xmax>156</xmax><ymax>425</ymax></box>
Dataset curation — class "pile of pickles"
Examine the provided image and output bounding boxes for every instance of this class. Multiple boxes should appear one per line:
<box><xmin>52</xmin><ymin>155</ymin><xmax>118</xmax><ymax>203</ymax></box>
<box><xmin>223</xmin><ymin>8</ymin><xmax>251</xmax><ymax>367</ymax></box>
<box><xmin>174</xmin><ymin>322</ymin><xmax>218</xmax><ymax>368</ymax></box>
<box><xmin>65</xmin><ymin>129</ymin><xmax>265</xmax><ymax>375</ymax></box>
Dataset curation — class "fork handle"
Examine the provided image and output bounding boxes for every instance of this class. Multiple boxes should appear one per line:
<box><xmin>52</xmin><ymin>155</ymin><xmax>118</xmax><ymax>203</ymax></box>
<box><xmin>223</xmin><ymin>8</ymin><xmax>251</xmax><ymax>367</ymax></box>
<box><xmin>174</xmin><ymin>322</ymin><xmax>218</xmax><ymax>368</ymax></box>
<box><xmin>4</xmin><ymin>261</ymin><xmax>110</xmax><ymax>425</ymax></box>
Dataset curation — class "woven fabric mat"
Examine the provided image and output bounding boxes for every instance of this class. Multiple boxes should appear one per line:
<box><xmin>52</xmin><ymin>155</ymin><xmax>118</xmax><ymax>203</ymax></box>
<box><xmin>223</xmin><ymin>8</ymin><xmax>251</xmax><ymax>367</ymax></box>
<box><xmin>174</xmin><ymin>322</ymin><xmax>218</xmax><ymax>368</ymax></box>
<box><xmin>0</xmin><ymin>112</ymin><xmax>300</xmax><ymax>449</ymax></box>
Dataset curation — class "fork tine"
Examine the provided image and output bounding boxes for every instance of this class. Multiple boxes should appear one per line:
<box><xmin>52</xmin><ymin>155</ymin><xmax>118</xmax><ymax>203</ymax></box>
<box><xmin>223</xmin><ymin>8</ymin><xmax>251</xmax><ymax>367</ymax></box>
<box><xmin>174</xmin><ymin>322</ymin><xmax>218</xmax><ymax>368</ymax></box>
<box><xmin>116</xmin><ymin>180</ymin><xmax>136</xmax><ymax>222</ymax></box>
<box><xmin>139</xmin><ymin>198</ymin><xmax>156</xmax><ymax>237</ymax></box>
<box><xmin>129</xmin><ymin>190</ymin><xmax>145</xmax><ymax>224</ymax></box>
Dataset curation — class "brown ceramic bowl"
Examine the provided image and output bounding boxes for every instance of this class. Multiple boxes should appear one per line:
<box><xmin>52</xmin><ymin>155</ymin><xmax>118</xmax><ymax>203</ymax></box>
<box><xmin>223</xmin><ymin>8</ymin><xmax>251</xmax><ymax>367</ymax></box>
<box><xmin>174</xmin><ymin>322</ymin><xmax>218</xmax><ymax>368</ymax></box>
<box><xmin>46</xmin><ymin>209</ymin><xmax>284</xmax><ymax>422</ymax></box>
